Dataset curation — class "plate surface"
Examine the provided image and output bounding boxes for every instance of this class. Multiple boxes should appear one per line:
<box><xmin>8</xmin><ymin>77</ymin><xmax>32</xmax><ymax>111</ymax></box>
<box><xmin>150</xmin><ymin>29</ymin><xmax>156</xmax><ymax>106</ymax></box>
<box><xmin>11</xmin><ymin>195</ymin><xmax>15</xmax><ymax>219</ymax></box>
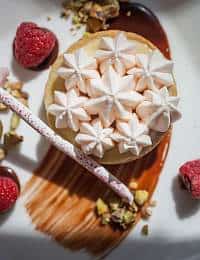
<box><xmin>0</xmin><ymin>0</ymin><xmax>200</xmax><ymax>259</ymax></box>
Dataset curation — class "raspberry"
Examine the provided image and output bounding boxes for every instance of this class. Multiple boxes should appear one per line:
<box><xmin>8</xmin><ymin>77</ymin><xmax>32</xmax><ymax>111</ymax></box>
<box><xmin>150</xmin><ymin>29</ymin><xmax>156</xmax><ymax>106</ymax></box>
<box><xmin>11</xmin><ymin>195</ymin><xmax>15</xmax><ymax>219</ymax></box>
<box><xmin>179</xmin><ymin>159</ymin><xmax>200</xmax><ymax>199</ymax></box>
<box><xmin>0</xmin><ymin>176</ymin><xmax>20</xmax><ymax>212</ymax></box>
<box><xmin>14</xmin><ymin>22</ymin><xmax>57</xmax><ymax>69</ymax></box>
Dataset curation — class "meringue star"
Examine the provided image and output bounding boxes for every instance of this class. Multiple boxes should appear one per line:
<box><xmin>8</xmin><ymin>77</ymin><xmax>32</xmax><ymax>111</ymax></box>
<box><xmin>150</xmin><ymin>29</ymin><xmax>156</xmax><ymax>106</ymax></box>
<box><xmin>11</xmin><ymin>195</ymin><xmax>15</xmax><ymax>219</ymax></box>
<box><xmin>128</xmin><ymin>50</ymin><xmax>174</xmax><ymax>92</ymax></box>
<box><xmin>112</xmin><ymin>114</ymin><xmax>152</xmax><ymax>156</ymax></box>
<box><xmin>85</xmin><ymin>66</ymin><xmax>144</xmax><ymax>127</ymax></box>
<box><xmin>136</xmin><ymin>87</ymin><xmax>181</xmax><ymax>132</ymax></box>
<box><xmin>57</xmin><ymin>48</ymin><xmax>98</xmax><ymax>94</ymax></box>
<box><xmin>48</xmin><ymin>89</ymin><xmax>90</xmax><ymax>132</ymax></box>
<box><xmin>75</xmin><ymin>119</ymin><xmax>114</xmax><ymax>158</ymax></box>
<box><xmin>95</xmin><ymin>32</ymin><xmax>136</xmax><ymax>76</ymax></box>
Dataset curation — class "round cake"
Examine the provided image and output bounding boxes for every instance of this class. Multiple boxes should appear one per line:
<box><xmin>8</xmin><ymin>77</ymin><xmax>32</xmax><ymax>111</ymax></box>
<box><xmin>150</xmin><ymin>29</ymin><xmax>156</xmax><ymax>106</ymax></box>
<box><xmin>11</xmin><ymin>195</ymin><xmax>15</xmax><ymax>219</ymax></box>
<box><xmin>44</xmin><ymin>30</ymin><xmax>181</xmax><ymax>164</ymax></box>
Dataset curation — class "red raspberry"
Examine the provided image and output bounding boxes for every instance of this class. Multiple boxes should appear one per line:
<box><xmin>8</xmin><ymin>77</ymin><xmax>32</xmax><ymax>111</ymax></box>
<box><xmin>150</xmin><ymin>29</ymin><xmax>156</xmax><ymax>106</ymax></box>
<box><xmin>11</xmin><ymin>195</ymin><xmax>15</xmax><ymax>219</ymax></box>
<box><xmin>0</xmin><ymin>176</ymin><xmax>20</xmax><ymax>212</ymax></box>
<box><xmin>179</xmin><ymin>159</ymin><xmax>200</xmax><ymax>199</ymax></box>
<box><xmin>14</xmin><ymin>22</ymin><xmax>57</xmax><ymax>69</ymax></box>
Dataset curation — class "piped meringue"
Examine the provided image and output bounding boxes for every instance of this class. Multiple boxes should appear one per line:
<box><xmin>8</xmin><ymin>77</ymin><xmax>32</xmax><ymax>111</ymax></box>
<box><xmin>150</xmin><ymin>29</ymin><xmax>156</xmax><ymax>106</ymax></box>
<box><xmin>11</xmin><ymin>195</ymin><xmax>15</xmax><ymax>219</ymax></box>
<box><xmin>57</xmin><ymin>48</ymin><xmax>98</xmax><ymax>94</ymax></box>
<box><xmin>137</xmin><ymin>87</ymin><xmax>181</xmax><ymax>132</ymax></box>
<box><xmin>85</xmin><ymin>66</ymin><xmax>144</xmax><ymax>127</ymax></box>
<box><xmin>48</xmin><ymin>89</ymin><xmax>90</xmax><ymax>132</ymax></box>
<box><xmin>75</xmin><ymin>119</ymin><xmax>114</xmax><ymax>158</ymax></box>
<box><xmin>96</xmin><ymin>32</ymin><xmax>136</xmax><ymax>76</ymax></box>
<box><xmin>112</xmin><ymin>114</ymin><xmax>152</xmax><ymax>156</ymax></box>
<box><xmin>128</xmin><ymin>50</ymin><xmax>174</xmax><ymax>92</ymax></box>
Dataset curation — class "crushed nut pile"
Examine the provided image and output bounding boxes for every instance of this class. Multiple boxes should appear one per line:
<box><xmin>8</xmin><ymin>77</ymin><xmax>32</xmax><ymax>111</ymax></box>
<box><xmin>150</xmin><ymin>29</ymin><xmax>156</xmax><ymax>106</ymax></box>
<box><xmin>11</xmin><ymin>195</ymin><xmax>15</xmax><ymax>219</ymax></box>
<box><xmin>61</xmin><ymin>0</ymin><xmax>121</xmax><ymax>33</ymax></box>
<box><xmin>0</xmin><ymin>81</ymin><xmax>28</xmax><ymax>161</ymax></box>
<box><xmin>96</xmin><ymin>184</ymin><xmax>156</xmax><ymax>230</ymax></box>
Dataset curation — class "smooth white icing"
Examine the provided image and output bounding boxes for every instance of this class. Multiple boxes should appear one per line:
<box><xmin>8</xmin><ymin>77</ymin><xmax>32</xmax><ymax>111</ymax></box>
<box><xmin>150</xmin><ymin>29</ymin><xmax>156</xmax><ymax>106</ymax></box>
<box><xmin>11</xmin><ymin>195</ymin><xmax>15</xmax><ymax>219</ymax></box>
<box><xmin>137</xmin><ymin>87</ymin><xmax>181</xmax><ymax>132</ymax></box>
<box><xmin>95</xmin><ymin>32</ymin><xmax>136</xmax><ymax>75</ymax></box>
<box><xmin>75</xmin><ymin>119</ymin><xmax>114</xmax><ymax>158</ymax></box>
<box><xmin>128</xmin><ymin>50</ymin><xmax>174</xmax><ymax>92</ymax></box>
<box><xmin>112</xmin><ymin>113</ymin><xmax>152</xmax><ymax>156</ymax></box>
<box><xmin>48</xmin><ymin>89</ymin><xmax>90</xmax><ymax>132</ymax></box>
<box><xmin>85</xmin><ymin>66</ymin><xmax>144</xmax><ymax>127</ymax></box>
<box><xmin>57</xmin><ymin>48</ymin><xmax>99</xmax><ymax>94</ymax></box>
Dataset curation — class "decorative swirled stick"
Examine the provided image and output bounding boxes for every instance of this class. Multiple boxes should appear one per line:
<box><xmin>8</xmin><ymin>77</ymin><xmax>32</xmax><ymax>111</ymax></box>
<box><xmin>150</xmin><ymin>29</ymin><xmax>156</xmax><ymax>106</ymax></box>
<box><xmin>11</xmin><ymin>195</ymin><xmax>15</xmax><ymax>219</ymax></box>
<box><xmin>0</xmin><ymin>69</ymin><xmax>133</xmax><ymax>204</ymax></box>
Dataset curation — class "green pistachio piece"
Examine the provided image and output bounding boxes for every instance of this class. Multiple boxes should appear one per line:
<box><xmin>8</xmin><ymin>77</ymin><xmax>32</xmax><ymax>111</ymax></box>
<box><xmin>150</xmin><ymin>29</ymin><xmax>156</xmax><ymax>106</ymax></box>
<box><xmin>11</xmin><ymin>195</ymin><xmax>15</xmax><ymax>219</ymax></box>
<box><xmin>96</xmin><ymin>198</ymin><xmax>108</xmax><ymax>216</ymax></box>
<box><xmin>135</xmin><ymin>190</ymin><xmax>149</xmax><ymax>206</ymax></box>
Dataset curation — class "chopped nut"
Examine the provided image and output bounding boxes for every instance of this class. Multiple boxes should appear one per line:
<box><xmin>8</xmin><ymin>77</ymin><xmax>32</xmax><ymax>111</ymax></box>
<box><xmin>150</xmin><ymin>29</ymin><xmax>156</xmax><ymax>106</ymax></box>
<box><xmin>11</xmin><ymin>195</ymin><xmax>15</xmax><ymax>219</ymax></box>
<box><xmin>123</xmin><ymin>210</ymin><xmax>135</xmax><ymax>225</ymax></box>
<box><xmin>135</xmin><ymin>190</ymin><xmax>149</xmax><ymax>206</ymax></box>
<box><xmin>111</xmin><ymin>208</ymin><xmax>125</xmax><ymax>223</ymax></box>
<box><xmin>101</xmin><ymin>213</ymin><xmax>111</xmax><ymax>225</ymax></box>
<box><xmin>129</xmin><ymin>201</ymin><xmax>138</xmax><ymax>213</ymax></box>
<box><xmin>87</xmin><ymin>17</ymin><xmax>102</xmax><ymax>33</ymax></box>
<box><xmin>141</xmin><ymin>224</ymin><xmax>149</xmax><ymax>236</ymax></box>
<box><xmin>129</xmin><ymin>181</ymin><xmax>138</xmax><ymax>190</ymax></box>
<box><xmin>141</xmin><ymin>207</ymin><xmax>152</xmax><ymax>219</ymax></box>
<box><xmin>47</xmin><ymin>16</ymin><xmax>52</xmax><ymax>21</ymax></box>
<box><xmin>126</xmin><ymin>10</ymin><xmax>131</xmax><ymax>16</ymax></box>
<box><xmin>4</xmin><ymin>131</ymin><xmax>23</xmax><ymax>149</ymax></box>
<box><xmin>0</xmin><ymin>102</ymin><xmax>8</xmax><ymax>111</ymax></box>
<box><xmin>149</xmin><ymin>200</ymin><xmax>157</xmax><ymax>207</ymax></box>
<box><xmin>4</xmin><ymin>81</ymin><xmax>23</xmax><ymax>91</ymax></box>
<box><xmin>72</xmin><ymin>15</ymin><xmax>81</xmax><ymax>25</ymax></box>
<box><xmin>96</xmin><ymin>198</ymin><xmax>109</xmax><ymax>216</ymax></box>
<box><xmin>10</xmin><ymin>113</ymin><xmax>20</xmax><ymax>131</ymax></box>
<box><xmin>109</xmin><ymin>197</ymin><xmax>121</xmax><ymax>211</ymax></box>
<box><xmin>60</xmin><ymin>10</ymin><xmax>71</xmax><ymax>19</ymax></box>
<box><xmin>0</xmin><ymin>148</ymin><xmax>6</xmax><ymax>161</ymax></box>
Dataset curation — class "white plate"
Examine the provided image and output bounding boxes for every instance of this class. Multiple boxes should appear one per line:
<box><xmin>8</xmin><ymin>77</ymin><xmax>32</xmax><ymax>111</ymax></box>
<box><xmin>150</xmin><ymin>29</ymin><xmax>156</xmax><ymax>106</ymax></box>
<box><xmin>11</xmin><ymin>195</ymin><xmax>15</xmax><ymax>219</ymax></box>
<box><xmin>1</xmin><ymin>0</ymin><xmax>200</xmax><ymax>259</ymax></box>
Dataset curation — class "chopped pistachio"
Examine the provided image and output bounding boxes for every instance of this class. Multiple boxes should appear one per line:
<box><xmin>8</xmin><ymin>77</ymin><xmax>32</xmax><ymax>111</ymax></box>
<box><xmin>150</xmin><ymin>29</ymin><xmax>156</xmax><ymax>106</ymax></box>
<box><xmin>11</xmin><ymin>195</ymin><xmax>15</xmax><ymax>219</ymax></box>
<box><xmin>0</xmin><ymin>102</ymin><xmax>8</xmax><ymax>111</ymax></box>
<box><xmin>0</xmin><ymin>120</ymin><xmax>3</xmax><ymax>140</ymax></box>
<box><xmin>47</xmin><ymin>16</ymin><xmax>52</xmax><ymax>21</ymax></box>
<box><xmin>149</xmin><ymin>200</ymin><xmax>157</xmax><ymax>207</ymax></box>
<box><xmin>109</xmin><ymin>197</ymin><xmax>120</xmax><ymax>212</ymax></box>
<box><xmin>72</xmin><ymin>15</ymin><xmax>81</xmax><ymax>25</ymax></box>
<box><xmin>4</xmin><ymin>131</ymin><xmax>23</xmax><ymax>149</ymax></box>
<box><xmin>141</xmin><ymin>207</ymin><xmax>152</xmax><ymax>219</ymax></box>
<box><xmin>101</xmin><ymin>213</ymin><xmax>111</xmax><ymax>225</ymax></box>
<box><xmin>129</xmin><ymin>201</ymin><xmax>138</xmax><ymax>213</ymax></box>
<box><xmin>96</xmin><ymin>198</ymin><xmax>109</xmax><ymax>216</ymax></box>
<box><xmin>123</xmin><ymin>210</ymin><xmax>135</xmax><ymax>225</ymax></box>
<box><xmin>129</xmin><ymin>181</ymin><xmax>138</xmax><ymax>190</ymax></box>
<box><xmin>141</xmin><ymin>224</ymin><xmax>149</xmax><ymax>236</ymax></box>
<box><xmin>135</xmin><ymin>190</ymin><xmax>149</xmax><ymax>206</ymax></box>
<box><xmin>0</xmin><ymin>148</ymin><xmax>6</xmax><ymax>161</ymax></box>
<box><xmin>10</xmin><ymin>113</ymin><xmax>20</xmax><ymax>131</ymax></box>
<box><xmin>111</xmin><ymin>208</ymin><xmax>125</xmax><ymax>223</ymax></box>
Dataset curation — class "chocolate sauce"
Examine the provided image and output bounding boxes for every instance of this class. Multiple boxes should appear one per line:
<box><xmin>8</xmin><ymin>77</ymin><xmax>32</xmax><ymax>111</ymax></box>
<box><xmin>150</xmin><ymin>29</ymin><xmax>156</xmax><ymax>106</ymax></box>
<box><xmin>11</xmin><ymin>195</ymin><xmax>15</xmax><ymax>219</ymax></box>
<box><xmin>23</xmin><ymin>3</ymin><xmax>172</xmax><ymax>256</ymax></box>
<box><xmin>0</xmin><ymin>166</ymin><xmax>20</xmax><ymax>191</ymax></box>
<box><xmin>110</xmin><ymin>2</ymin><xmax>170</xmax><ymax>58</ymax></box>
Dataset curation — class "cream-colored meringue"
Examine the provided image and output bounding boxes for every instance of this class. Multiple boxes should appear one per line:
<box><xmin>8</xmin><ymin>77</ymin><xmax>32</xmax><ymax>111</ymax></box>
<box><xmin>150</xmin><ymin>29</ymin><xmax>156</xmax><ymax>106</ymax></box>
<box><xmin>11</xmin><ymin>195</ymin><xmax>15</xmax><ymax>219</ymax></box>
<box><xmin>75</xmin><ymin>119</ymin><xmax>114</xmax><ymax>158</ymax></box>
<box><xmin>137</xmin><ymin>87</ymin><xmax>181</xmax><ymax>132</ymax></box>
<box><xmin>112</xmin><ymin>113</ymin><xmax>152</xmax><ymax>156</ymax></box>
<box><xmin>95</xmin><ymin>32</ymin><xmax>136</xmax><ymax>76</ymax></box>
<box><xmin>48</xmin><ymin>89</ymin><xmax>90</xmax><ymax>132</ymax></box>
<box><xmin>85</xmin><ymin>66</ymin><xmax>144</xmax><ymax>127</ymax></box>
<box><xmin>57</xmin><ymin>48</ymin><xmax>98</xmax><ymax>94</ymax></box>
<box><xmin>128</xmin><ymin>50</ymin><xmax>174</xmax><ymax>92</ymax></box>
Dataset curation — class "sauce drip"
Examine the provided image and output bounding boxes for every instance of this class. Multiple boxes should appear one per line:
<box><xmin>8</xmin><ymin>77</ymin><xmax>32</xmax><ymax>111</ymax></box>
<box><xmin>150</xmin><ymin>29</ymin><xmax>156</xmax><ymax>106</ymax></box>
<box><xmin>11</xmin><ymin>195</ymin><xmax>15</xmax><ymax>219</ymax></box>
<box><xmin>23</xmin><ymin>3</ymin><xmax>171</xmax><ymax>257</ymax></box>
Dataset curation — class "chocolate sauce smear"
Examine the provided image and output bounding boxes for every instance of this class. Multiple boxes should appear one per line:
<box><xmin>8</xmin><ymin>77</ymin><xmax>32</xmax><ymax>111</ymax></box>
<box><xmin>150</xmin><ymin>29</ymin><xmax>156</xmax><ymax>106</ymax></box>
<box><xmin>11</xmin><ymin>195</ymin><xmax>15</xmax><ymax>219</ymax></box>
<box><xmin>23</xmin><ymin>3</ymin><xmax>172</xmax><ymax>257</ymax></box>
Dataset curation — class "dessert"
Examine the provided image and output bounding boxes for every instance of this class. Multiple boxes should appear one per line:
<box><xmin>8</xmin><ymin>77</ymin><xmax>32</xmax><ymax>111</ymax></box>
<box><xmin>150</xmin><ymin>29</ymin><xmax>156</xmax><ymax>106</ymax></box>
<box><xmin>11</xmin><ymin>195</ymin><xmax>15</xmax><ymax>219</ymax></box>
<box><xmin>179</xmin><ymin>160</ymin><xmax>200</xmax><ymax>199</ymax></box>
<box><xmin>0</xmin><ymin>166</ymin><xmax>20</xmax><ymax>212</ymax></box>
<box><xmin>13</xmin><ymin>22</ymin><xmax>58</xmax><ymax>70</ymax></box>
<box><xmin>45</xmin><ymin>30</ymin><xmax>181</xmax><ymax>164</ymax></box>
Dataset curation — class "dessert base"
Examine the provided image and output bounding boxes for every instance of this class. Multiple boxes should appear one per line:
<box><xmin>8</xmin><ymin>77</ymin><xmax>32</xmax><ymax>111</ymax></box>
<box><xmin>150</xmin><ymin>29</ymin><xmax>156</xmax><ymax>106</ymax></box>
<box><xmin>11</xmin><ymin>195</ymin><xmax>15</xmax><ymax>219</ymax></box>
<box><xmin>44</xmin><ymin>30</ymin><xmax>177</xmax><ymax>164</ymax></box>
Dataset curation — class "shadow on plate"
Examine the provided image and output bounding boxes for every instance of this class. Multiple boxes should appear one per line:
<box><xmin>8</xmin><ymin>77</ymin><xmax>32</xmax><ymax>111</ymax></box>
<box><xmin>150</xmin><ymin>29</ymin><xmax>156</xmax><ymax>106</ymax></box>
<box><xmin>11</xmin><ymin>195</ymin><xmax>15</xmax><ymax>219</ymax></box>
<box><xmin>171</xmin><ymin>175</ymin><xmax>200</xmax><ymax>219</ymax></box>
